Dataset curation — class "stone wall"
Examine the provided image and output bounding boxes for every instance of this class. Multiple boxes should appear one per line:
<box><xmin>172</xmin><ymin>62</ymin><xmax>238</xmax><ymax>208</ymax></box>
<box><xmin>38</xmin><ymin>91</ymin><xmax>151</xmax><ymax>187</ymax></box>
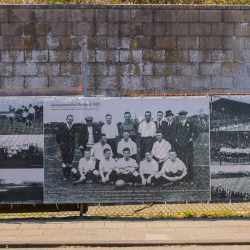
<box><xmin>1</xmin><ymin>5</ymin><xmax>250</xmax><ymax>95</ymax></box>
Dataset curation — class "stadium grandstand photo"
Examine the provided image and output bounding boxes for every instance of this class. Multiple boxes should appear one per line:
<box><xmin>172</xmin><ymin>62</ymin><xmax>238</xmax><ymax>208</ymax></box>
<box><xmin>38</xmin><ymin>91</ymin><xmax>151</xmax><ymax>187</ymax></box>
<box><xmin>0</xmin><ymin>135</ymin><xmax>43</xmax><ymax>168</ymax></box>
<box><xmin>0</xmin><ymin>99</ymin><xmax>43</xmax><ymax>135</ymax></box>
<box><xmin>210</xmin><ymin>96</ymin><xmax>250</xmax><ymax>131</ymax></box>
<box><xmin>211</xmin><ymin>131</ymin><xmax>250</xmax><ymax>165</ymax></box>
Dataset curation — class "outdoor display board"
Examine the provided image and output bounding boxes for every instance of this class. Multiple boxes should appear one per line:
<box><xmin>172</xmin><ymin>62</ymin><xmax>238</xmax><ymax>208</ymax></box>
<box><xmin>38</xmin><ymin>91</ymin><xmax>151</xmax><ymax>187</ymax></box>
<box><xmin>0</xmin><ymin>95</ymin><xmax>249</xmax><ymax>204</ymax></box>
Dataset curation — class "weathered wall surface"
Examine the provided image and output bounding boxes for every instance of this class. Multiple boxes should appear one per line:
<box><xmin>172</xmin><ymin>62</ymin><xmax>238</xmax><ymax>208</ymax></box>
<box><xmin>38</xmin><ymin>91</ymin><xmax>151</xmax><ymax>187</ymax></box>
<box><xmin>1</xmin><ymin>5</ymin><xmax>250</xmax><ymax>95</ymax></box>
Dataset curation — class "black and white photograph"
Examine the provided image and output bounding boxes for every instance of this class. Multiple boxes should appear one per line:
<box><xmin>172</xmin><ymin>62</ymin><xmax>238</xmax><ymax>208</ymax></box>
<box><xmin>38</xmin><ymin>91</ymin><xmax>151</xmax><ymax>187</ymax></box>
<box><xmin>210</xmin><ymin>96</ymin><xmax>250</xmax><ymax>132</ymax></box>
<box><xmin>0</xmin><ymin>169</ymin><xmax>43</xmax><ymax>204</ymax></box>
<box><xmin>0</xmin><ymin>135</ymin><xmax>43</xmax><ymax>169</ymax></box>
<box><xmin>44</xmin><ymin>97</ymin><xmax>210</xmax><ymax>204</ymax></box>
<box><xmin>0</xmin><ymin>98</ymin><xmax>43</xmax><ymax>135</ymax></box>
<box><xmin>211</xmin><ymin>165</ymin><xmax>250</xmax><ymax>202</ymax></box>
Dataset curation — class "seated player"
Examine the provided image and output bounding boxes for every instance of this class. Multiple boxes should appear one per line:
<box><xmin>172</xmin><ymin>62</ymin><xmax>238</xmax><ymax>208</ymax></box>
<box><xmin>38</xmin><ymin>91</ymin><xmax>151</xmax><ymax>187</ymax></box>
<box><xmin>155</xmin><ymin>150</ymin><xmax>187</xmax><ymax>186</ymax></box>
<box><xmin>139</xmin><ymin>152</ymin><xmax>158</xmax><ymax>186</ymax></box>
<box><xmin>115</xmin><ymin>147</ymin><xmax>140</xmax><ymax>186</ymax></box>
<box><xmin>117</xmin><ymin>130</ymin><xmax>137</xmax><ymax>160</ymax></box>
<box><xmin>99</xmin><ymin>148</ymin><xmax>117</xmax><ymax>184</ymax></box>
<box><xmin>151</xmin><ymin>130</ymin><xmax>171</xmax><ymax>171</ymax></box>
<box><xmin>72</xmin><ymin>150</ymin><xmax>99</xmax><ymax>185</ymax></box>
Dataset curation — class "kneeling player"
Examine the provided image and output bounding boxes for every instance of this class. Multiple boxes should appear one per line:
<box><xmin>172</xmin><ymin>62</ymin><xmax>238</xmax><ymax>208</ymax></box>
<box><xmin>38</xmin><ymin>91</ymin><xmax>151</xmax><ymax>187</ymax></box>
<box><xmin>155</xmin><ymin>150</ymin><xmax>187</xmax><ymax>186</ymax></box>
<box><xmin>99</xmin><ymin>148</ymin><xmax>117</xmax><ymax>184</ymax></box>
<box><xmin>139</xmin><ymin>152</ymin><xmax>158</xmax><ymax>186</ymax></box>
<box><xmin>115</xmin><ymin>147</ymin><xmax>140</xmax><ymax>186</ymax></box>
<box><xmin>72</xmin><ymin>151</ymin><xmax>100</xmax><ymax>185</ymax></box>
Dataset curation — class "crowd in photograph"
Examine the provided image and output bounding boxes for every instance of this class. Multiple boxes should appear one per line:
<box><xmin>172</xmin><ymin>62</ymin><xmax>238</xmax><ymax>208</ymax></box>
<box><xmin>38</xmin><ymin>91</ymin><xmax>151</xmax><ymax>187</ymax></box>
<box><xmin>211</xmin><ymin>186</ymin><xmax>250</xmax><ymax>201</ymax></box>
<box><xmin>55</xmin><ymin>109</ymin><xmax>208</xmax><ymax>188</ymax></box>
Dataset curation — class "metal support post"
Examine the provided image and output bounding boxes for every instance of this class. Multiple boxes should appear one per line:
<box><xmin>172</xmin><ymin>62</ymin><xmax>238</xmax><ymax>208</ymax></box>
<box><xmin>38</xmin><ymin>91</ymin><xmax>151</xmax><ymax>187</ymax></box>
<box><xmin>82</xmin><ymin>36</ymin><xmax>88</xmax><ymax>97</ymax></box>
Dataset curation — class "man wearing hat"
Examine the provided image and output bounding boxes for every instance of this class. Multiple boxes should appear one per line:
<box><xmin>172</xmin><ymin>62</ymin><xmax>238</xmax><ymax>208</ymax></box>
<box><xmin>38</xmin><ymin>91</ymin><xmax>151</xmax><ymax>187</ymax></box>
<box><xmin>56</xmin><ymin>115</ymin><xmax>76</xmax><ymax>181</ymax></box>
<box><xmin>164</xmin><ymin>110</ymin><xmax>177</xmax><ymax>149</ymax></box>
<box><xmin>175</xmin><ymin>110</ymin><xmax>199</xmax><ymax>185</ymax></box>
<box><xmin>78</xmin><ymin>116</ymin><xmax>101</xmax><ymax>154</ymax></box>
<box><xmin>154</xmin><ymin>111</ymin><xmax>168</xmax><ymax>137</ymax></box>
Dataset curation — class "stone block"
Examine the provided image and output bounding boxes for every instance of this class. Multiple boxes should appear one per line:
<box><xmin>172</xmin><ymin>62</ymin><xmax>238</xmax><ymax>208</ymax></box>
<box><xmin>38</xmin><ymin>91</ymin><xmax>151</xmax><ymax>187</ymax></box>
<box><xmin>44</xmin><ymin>9</ymin><xmax>73</xmax><ymax>22</ymax></box>
<box><xmin>121</xmin><ymin>76</ymin><xmax>143</xmax><ymax>90</ymax></box>
<box><xmin>119</xmin><ymin>50</ymin><xmax>130</xmax><ymax>62</ymax></box>
<box><xmin>131</xmin><ymin>50</ymin><xmax>142</xmax><ymax>62</ymax></box>
<box><xmin>8</xmin><ymin>9</ymin><xmax>33</xmax><ymax>23</ymax></box>
<box><xmin>36</xmin><ymin>36</ymin><xmax>59</xmax><ymax>50</ymax></box>
<box><xmin>130</xmin><ymin>63</ymin><xmax>141</xmax><ymax>76</ymax></box>
<box><xmin>2</xmin><ymin>50</ymin><xmax>24</xmax><ymax>63</ymax></box>
<box><xmin>177</xmin><ymin>36</ymin><xmax>199</xmax><ymax>49</ymax></box>
<box><xmin>234</xmin><ymin>75</ymin><xmax>250</xmax><ymax>88</ymax></box>
<box><xmin>32</xmin><ymin>9</ymin><xmax>45</xmax><ymax>23</ymax></box>
<box><xmin>108</xmin><ymin>9</ymin><xmax>130</xmax><ymax>22</ymax></box>
<box><xmin>212</xmin><ymin>50</ymin><xmax>234</xmax><ymax>62</ymax></box>
<box><xmin>222</xmin><ymin>36</ymin><xmax>245</xmax><ymax>49</ymax></box>
<box><xmin>200</xmin><ymin>10</ymin><xmax>222</xmax><ymax>22</ymax></box>
<box><xmin>25</xmin><ymin>50</ymin><xmax>48</xmax><ymax>63</ymax></box>
<box><xmin>235</xmin><ymin>23</ymin><xmax>250</xmax><ymax>36</ymax></box>
<box><xmin>131</xmin><ymin>23</ymin><xmax>143</xmax><ymax>36</ymax></box>
<box><xmin>154</xmin><ymin>63</ymin><xmax>176</xmax><ymax>76</ymax></box>
<box><xmin>108</xmin><ymin>37</ymin><xmax>130</xmax><ymax>49</ymax></box>
<box><xmin>154</xmin><ymin>36</ymin><xmax>176</xmax><ymax>49</ymax></box>
<box><xmin>153</xmin><ymin>23</ymin><xmax>165</xmax><ymax>36</ymax></box>
<box><xmin>176</xmin><ymin>63</ymin><xmax>199</xmax><ymax>76</ymax></box>
<box><xmin>0</xmin><ymin>63</ymin><xmax>13</xmax><ymax>76</ymax></box>
<box><xmin>141</xmin><ymin>36</ymin><xmax>154</xmax><ymax>49</ymax></box>
<box><xmin>131</xmin><ymin>36</ymin><xmax>142</xmax><ymax>50</ymax></box>
<box><xmin>96</xmin><ymin>50</ymin><xmax>119</xmax><ymax>63</ymax></box>
<box><xmin>1</xmin><ymin>23</ymin><xmax>24</xmax><ymax>36</ymax></box>
<box><xmin>96</xmin><ymin>76</ymin><xmax>120</xmax><ymax>90</ymax></box>
<box><xmin>83</xmin><ymin>9</ymin><xmax>95</xmax><ymax>22</ymax></box>
<box><xmin>1</xmin><ymin>77</ymin><xmax>24</xmax><ymax>89</ymax></box>
<box><xmin>131</xmin><ymin>10</ymin><xmax>153</xmax><ymax>22</ymax></box>
<box><xmin>143</xmin><ymin>76</ymin><xmax>166</xmax><ymax>90</ymax></box>
<box><xmin>60</xmin><ymin>36</ymin><xmax>81</xmax><ymax>50</ymax></box>
<box><xmin>14</xmin><ymin>37</ymin><xmax>39</xmax><ymax>50</ymax></box>
<box><xmin>120</xmin><ymin>23</ymin><xmax>131</xmax><ymax>36</ymax></box>
<box><xmin>72</xmin><ymin>50</ymin><xmax>81</xmax><ymax>63</ymax></box>
<box><xmin>49</xmin><ymin>23</ymin><xmax>72</xmax><ymax>36</ymax></box>
<box><xmin>166</xmin><ymin>50</ymin><xmax>188</xmax><ymax>63</ymax></box>
<box><xmin>49</xmin><ymin>50</ymin><xmax>72</xmax><ymax>63</ymax></box>
<box><xmin>91</xmin><ymin>36</ymin><xmax>108</xmax><ymax>50</ymax></box>
<box><xmin>87</xmin><ymin>76</ymin><xmax>96</xmax><ymax>89</ymax></box>
<box><xmin>0</xmin><ymin>36</ymin><xmax>13</xmax><ymax>49</ymax></box>
<box><xmin>200</xmin><ymin>63</ymin><xmax>222</xmax><ymax>76</ymax></box>
<box><xmin>0</xmin><ymin>9</ymin><xmax>8</xmax><ymax>22</ymax></box>
<box><xmin>97</xmin><ymin>23</ymin><xmax>119</xmax><ymax>36</ymax></box>
<box><xmin>95</xmin><ymin>9</ymin><xmax>108</xmax><ymax>22</ymax></box>
<box><xmin>211</xmin><ymin>76</ymin><xmax>234</xmax><ymax>88</ymax></box>
<box><xmin>143</xmin><ymin>50</ymin><xmax>165</xmax><ymax>63</ymax></box>
<box><xmin>223</xmin><ymin>10</ymin><xmax>244</xmax><ymax>22</ymax></box>
<box><xmin>222</xmin><ymin>62</ymin><xmax>243</xmax><ymax>75</ymax></box>
<box><xmin>24</xmin><ymin>23</ymin><xmax>48</xmax><ymax>37</ymax></box>
<box><xmin>166</xmin><ymin>23</ymin><xmax>188</xmax><ymax>36</ymax></box>
<box><xmin>189</xmin><ymin>50</ymin><xmax>212</xmax><ymax>63</ymax></box>
<box><xmin>37</xmin><ymin>63</ymin><xmax>60</xmax><ymax>76</ymax></box>
<box><xmin>244</xmin><ymin>10</ymin><xmax>250</xmax><ymax>23</ymax></box>
<box><xmin>212</xmin><ymin>23</ymin><xmax>235</xmax><ymax>36</ymax></box>
<box><xmin>189</xmin><ymin>23</ymin><xmax>211</xmax><ymax>36</ymax></box>
<box><xmin>25</xmin><ymin>77</ymin><xmax>48</xmax><ymax>89</ymax></box>
<box><xmin>61</xmin><ymin>63</ymin><xmax>82</xmax><ymax>76</ymax></box>
<box><xmin>13</xmin><ymin>63</ymin><xmax>38</xmax><ymax>76</ymax></box>
<box><xmin>234</xmin><ymin>50</ymin><xmax>250</xmax><ymax>62</ymax></box>
<box><xmin>142</xmin><ymin>62</ymin><xmax>153</xmax><ymax>76</ymax></box>
<box><xmin>73</xmin><ymin>22</ymin><xmax>96</xmax><ymax>36</ymax></box>
<box><xmin>143</xmin><ymin>23</ymin><xmax>154</xmax><ymax>36</ymax></box>
<box><xmin>200</xmin><ymin>37</ymin><xmax>222</xmax><ymax>49</ymax></box>
<box><xmin>176</xmin><ymin>10</ymin><xmax>199</xmax><ymax>22</ymax></box>
<box><xmin>88</xmin><ymin>50</ymin><xmax>95</xmax><ymax>63</ymax></box>
<box><xmin>244</xmin><ymin>37</ymin><xmax>250</xmax><ymax>49</ymax></box>
<box><xmin>154</xmin><ymin>10</ymin><xmax>176</xmax><ymax>22</ymax></box>
<box><xmin>49</xmin><ymin>76</ymin><xmax>81</xmax><ymax>88</ymax></box>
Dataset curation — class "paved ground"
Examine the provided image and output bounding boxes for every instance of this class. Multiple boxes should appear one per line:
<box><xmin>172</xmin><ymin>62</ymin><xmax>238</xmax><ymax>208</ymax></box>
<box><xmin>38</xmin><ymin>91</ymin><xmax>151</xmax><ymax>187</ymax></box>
<box><xmin>0</xmin><ymin>218</ymin><xmax>250</xmax><ymax>247</ymax></box>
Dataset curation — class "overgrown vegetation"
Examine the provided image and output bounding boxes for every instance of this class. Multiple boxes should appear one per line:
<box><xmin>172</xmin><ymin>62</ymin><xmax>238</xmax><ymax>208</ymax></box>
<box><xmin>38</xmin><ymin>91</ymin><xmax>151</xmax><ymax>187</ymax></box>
<box><xmin>0</xmin><ymin>0</ymin><xmax>250</xmax><ymax>4</ymax></box>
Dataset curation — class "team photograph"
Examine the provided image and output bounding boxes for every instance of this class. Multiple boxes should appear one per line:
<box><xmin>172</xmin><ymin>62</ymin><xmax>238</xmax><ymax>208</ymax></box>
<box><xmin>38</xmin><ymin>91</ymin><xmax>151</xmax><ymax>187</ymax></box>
<box><xmin>0</xmin><ymin>98</ymin><xmax>43</xmax><ymax>135</ymax></box>
<box><xmin>0</xmin><ymin>135</ymin><xmax>43</xmax><ymax>169</ymax></box>
<box><xmin>43</xmin><ymin>97</ymin><xmax>210</xmax><ymax>203</ymax></box>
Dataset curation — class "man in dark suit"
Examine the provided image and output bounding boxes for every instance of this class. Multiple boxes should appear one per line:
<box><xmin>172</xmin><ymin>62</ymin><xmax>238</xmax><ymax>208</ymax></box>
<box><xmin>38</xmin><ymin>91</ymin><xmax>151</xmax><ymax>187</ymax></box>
<box><xmin>56</xmin><ymin>115</ymin><xmax>76</xmax><ymax>181</ymax></box>
<box><xmin>164</xmin><ymin>110</ymin><xmax>177</xmax><ymax>150</ymax></box>
<box><xmin>154</xmin><ymin>111</ymin><xmax>168</xmax><ymax>140</ymax></box>
<box><xmin>78</xmin><ymin>116</ymin><xmax>101</xmax><ymax>155</ymax></box>
<box><xmin>175</xmin><ymin>110</ymin><xmax>199</xmax><ymax>185</ymax></box>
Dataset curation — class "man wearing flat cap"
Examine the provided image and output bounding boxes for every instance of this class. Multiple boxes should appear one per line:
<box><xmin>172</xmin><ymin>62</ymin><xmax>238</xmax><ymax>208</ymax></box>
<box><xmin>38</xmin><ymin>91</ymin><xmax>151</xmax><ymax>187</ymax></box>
<box><xmin>78</xmin><ymin>116</ymin><xmax>101</xmax><ymax>155</ymax></box>
<box><xmin>175</xmin><ymin>110</ymin><xmax>199</xmax><ymax>185</ymax></box>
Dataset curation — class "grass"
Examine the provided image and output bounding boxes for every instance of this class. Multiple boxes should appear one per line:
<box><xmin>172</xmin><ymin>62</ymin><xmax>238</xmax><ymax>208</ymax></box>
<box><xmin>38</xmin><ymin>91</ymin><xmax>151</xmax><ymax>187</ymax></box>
<box><xmin>0</xmin><ymin>0</ymin><xmax>250</xmax><ymax>5</ymax></box>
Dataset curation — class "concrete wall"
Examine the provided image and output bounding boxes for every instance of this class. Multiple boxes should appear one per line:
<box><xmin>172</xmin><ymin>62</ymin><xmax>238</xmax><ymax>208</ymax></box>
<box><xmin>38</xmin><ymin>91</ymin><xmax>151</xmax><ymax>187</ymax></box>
<box><xmin>1</xmin><ymin>5</ymin><xmax>250</xmax><ymax>95</ymax></box>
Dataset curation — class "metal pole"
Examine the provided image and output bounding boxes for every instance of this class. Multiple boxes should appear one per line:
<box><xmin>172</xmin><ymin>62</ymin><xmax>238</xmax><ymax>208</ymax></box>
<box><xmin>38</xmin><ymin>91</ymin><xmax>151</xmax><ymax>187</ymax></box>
<box><xmin>82</xmin><ymin>36</ymin><xmax>88</xmax><ymax>97</ymax></box>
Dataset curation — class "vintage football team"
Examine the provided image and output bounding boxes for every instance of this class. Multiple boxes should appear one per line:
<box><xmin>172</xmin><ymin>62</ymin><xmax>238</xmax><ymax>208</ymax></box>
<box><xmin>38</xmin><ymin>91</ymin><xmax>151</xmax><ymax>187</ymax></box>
<box><xmin>56</xmin><ymin>109</ymin><xmax>207</xmax><ymax>187</ymax></box>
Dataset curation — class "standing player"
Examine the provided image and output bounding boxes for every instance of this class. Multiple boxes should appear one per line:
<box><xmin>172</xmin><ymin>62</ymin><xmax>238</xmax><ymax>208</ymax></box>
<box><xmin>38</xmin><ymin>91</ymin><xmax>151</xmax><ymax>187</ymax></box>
<box><xmin>27</xmin><ymin>104</ymin><xmax>35</xmax><ymax>127</ymax></box>
<box><xmin>21</xmin><ymin>108</ymin><xmax>28</xmax><ymax>128</ymax></box>
<box><xmin>9</xmin><ymin>110</ymin><xmax>15</xmax><ymax>126</ymax></box>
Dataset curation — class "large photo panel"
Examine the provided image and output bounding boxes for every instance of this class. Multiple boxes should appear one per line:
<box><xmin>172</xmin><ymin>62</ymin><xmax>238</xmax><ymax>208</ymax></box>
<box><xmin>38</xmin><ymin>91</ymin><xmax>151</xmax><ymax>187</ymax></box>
<box><xmin>44</xmin><ymin>96</ymin><xmax>210</xmax><ymax>203</ymax></box>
